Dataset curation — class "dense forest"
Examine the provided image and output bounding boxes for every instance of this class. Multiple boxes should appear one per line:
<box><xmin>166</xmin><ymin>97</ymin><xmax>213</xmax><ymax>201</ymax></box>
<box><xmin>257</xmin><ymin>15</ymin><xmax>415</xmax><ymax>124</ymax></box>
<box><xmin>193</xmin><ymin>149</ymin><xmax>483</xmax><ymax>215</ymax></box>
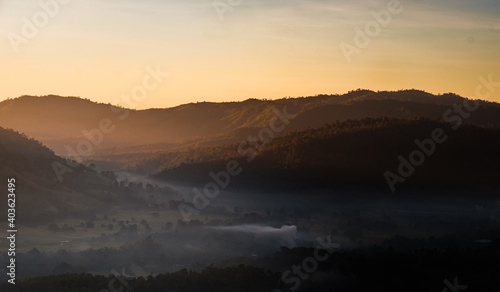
<box><xmin>0</xmin><ymin>126</ymin><xmax>174</xmax><ymax>224</ymax></box>
<box><xmin>154</xmin><ymin>118</ymin><xmax>500</xmax><ymax>193</ymax></box>
<box><xmin>2</xmin><ymin>242</ymin><xmax>499</xmax><ymax>292</ymax></box>
<box><xmin>2</xmin><ymin>90</ymin><xmax>500</xmax><ymax>156</ymax></box>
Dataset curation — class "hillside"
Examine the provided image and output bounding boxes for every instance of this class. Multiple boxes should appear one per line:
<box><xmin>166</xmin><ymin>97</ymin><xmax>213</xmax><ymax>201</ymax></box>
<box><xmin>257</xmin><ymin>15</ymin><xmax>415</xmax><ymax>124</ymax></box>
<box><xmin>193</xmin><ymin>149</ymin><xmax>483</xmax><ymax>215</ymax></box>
<box><xmin>2</xmin><ymin>91</ymin><xmax>500</xmax><ymax>194</ymax></box>
<box><xmin>153</xmin><ymin>118</ymin><xmax>500</xmax><ymax>193</ymax></box>
<box><xmin>0</xmin><ymin>127</ymin><xmax>149</xmax><ymax>224</ymax></box>
<box><xmin>1</xmin><ymin>91</ymin><xmax>500</xmax><ymax>159</ymax></box>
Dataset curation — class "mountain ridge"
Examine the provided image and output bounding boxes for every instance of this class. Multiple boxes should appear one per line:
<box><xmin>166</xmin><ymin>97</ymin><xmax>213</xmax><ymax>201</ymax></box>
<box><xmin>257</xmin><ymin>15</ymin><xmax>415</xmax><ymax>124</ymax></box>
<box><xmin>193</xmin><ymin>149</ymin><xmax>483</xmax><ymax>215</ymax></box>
<box><xmin>0</xmin><ymin>126</ymin><xmax>145</xmax><ymax>224</ymax></box>
<box><xmin>1</xmin><ymin>90</ymin><xmax>499</xmax><ymax>157</ymax></box>
<box><xmin>152</xmin><ymin>117</ymin><xmax>500</xmax><ymax>193</ymax></box>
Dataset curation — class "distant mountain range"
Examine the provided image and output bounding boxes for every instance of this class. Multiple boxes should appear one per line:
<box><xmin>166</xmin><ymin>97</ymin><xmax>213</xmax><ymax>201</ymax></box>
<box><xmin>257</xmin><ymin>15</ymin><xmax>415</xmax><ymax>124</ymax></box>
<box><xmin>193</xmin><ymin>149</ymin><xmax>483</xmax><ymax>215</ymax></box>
<box><xmin>1</xmin><ymin>90</ymin><xmax>499</xmax><ymax>157</ymax></box>
<box><xmin>1</xmin><ymin>90</ymin><xmax>499</xmax><ymax>204</ymax></box>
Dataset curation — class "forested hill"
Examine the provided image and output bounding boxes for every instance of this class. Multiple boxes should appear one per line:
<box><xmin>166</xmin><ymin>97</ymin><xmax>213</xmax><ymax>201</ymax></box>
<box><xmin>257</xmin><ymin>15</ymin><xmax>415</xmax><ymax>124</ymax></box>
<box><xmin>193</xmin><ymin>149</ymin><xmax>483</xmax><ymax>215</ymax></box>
<box><xmin>0</xmin><ymin>127</ymin><xmax>64</xmax><ymax>183</ymax></box>
<box><xmin>1</xmin><ymin>90</ymin><xmax>499</xmax><ymax>155</ymax></box>
<box><xmin>153</xmin><ymin>118</ymin><xmax>500</xmax><ymax>193</ymax></box>
<box><xmin>0</xmin><ymin>127</ymin><xmax>133</xmax><ymax>223</ymax></box>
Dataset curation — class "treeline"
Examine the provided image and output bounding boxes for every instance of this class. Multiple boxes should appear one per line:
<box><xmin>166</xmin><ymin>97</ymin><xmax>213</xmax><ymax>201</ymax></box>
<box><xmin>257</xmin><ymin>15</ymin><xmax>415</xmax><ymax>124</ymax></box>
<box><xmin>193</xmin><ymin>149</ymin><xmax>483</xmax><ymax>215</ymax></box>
<box><xmin>0</xmin><ymin>127</ymin><xmax>57</xmax><ymax>177</ymax></box>
<box><xmin>92</xmin><ymin>143</ymin><xmax>243</xmax><ymax>174</ymax></box>
<box><xmin>155</xmin><ymin>118</ymin><xmax>500</xmax><ymax>192</ymax></box>
<box><xmin>73</xmin><ymin>89</ymin><xmax>500</xmax><ymax>172</ymax></box>
<box><xmin>0</xmin><ymin>266</ymin><xmax>280</xmax><ymax>292</ymax></box>
<box><xmin>0</xmin><ymin>126</ymin><xmax>172</xmax><ymax>224</ymax></box>
<box><xmin>2</xmin><ymin>242</ymin><xmax>499</xmax><ymax>292</ymax></box>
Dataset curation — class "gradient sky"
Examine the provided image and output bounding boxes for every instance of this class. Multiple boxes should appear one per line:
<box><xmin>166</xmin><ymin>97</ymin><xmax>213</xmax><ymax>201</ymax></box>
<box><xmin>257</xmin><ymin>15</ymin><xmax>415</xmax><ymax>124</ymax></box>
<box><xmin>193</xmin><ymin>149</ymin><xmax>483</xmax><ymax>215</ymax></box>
<box><xmin>1</xmin><ymin>0</ymin><xmax>499</xmax><ymax>109</ymax></box>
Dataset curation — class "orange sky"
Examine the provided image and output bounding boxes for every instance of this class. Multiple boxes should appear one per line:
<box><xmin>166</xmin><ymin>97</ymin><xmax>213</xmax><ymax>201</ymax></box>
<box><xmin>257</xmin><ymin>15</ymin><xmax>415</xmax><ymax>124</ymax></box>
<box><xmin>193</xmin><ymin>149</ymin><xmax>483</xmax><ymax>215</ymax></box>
<box><xmin>1</xmin><ymin>0</ymin><xmax>499</xmax><ymax>109</ymax></box>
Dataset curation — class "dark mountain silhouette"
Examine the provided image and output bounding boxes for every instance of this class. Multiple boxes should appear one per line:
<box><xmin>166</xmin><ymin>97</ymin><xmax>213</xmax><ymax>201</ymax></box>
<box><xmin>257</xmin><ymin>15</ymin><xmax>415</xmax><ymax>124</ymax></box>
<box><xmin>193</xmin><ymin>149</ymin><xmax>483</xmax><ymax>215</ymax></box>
<box><xmin>1</xmin><ymin>90</ymin><xmax>499</xmax><ymax>159</ymax></box>
<box><xmin>1</xmin><ymin>90</ymin><xmax>499</xmax><ymax>196</ymax></box>
<box><xmin>0</xmin><ymin>127</ymin><xmax>140</xmax><ymax>223</ymax></box>
<box><xmin>153</xmin><ymin>118</ymin><xmax>500</xmax><ymax>193</ymax></box>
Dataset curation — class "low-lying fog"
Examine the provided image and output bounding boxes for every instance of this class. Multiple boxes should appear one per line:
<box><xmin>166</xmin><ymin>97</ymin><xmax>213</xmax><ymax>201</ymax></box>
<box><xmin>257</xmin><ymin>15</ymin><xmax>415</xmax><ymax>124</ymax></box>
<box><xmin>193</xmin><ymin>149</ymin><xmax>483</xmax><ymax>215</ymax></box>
<box><xmin>2</xmin><ymin>178</ymin><xmax>500</xmax><ymax>281</ymax></box>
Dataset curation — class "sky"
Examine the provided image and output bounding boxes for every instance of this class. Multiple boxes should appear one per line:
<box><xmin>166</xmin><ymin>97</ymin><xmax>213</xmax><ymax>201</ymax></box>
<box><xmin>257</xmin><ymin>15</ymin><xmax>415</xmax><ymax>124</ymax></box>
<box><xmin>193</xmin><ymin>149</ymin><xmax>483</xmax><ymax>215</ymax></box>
<box><xmin>0</xmin><ymin>0</ymin><xmax>499</xmax><ymax>109</ymax></box>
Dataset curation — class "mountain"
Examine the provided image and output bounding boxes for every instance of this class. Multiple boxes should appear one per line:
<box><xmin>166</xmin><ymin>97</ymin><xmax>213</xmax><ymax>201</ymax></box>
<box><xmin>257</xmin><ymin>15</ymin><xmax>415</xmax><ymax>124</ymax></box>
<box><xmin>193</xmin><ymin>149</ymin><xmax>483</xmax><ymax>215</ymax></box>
<box><xmin>2</xmin><ymin>90</ymin><xmax>500</xmax><ymax>194</ymax></box>
<box><xmin>0</xmin><ymin>127</ymin><xmax>146</xmax><ymax>224</ymax></box>
<box><xmin>1</xmin><ymin>90</ymin><xmax>500</xmax><ymax>159</ymax></box>
<box><xmin>153</xmin><ymin>118</ymin><xmax>500</xmax><ymax>194</ymax></box>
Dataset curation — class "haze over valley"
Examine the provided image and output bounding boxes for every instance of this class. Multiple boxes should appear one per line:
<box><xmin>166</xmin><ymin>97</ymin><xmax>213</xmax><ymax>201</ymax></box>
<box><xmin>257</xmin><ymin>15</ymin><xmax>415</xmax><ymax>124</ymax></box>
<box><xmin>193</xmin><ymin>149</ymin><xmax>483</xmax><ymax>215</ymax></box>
<box><xmin>1</xmin><ymin>91</ymin><xmax>500</xmax><ymax>291</ymax></box>
<box><xmin>1</xmin><ymin>0</ymin><xmax>500</xmax><ymax>290</ymax></box>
